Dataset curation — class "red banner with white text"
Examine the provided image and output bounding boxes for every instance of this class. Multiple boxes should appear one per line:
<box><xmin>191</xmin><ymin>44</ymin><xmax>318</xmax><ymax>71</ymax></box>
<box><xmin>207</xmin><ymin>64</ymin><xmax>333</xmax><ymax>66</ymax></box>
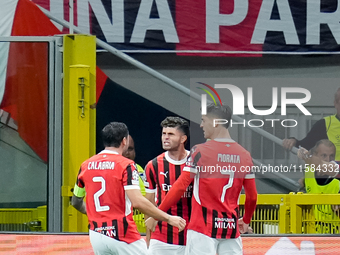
<box><xmin>32</xmin><ymin>0</ymin><xmax>340</xmax><ymax>55</ymax></box>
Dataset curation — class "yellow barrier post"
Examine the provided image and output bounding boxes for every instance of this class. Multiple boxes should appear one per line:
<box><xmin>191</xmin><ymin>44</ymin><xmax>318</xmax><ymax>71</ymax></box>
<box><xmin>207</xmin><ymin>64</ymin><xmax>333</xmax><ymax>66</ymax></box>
<box><xmin>36</xmin><ymin>206</ymin><xmax>47</xmax><ymax>232</ymax></box>
<box><xmin>62</xmin><ymin>34</ymin><xmax>96</xmax><ymax>232</ymax></box>
<box><xmin>289</xmin><ymin>193</ymin><xmax>302</xmax><ymax>234</ymax></box>
<box><xmin>278</xmin><ymin>194</ymin><xmax>290</xmax><ymax>234</ymax></box>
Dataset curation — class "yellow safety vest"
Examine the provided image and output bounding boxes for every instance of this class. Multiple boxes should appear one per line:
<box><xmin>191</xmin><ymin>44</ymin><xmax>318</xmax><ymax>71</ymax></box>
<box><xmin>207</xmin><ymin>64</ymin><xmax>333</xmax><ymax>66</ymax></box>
<box><xmin>136</xmin><ymin>164</ymin><xmax>146</xmax><ymax>196</ymax></box>
<box><xmin>305</xmin><ymin>166</ymin><xmax>340</xmax><ymax>233</ymax></box>
<box><xmin>133</xmin><ymin>164</ymin><xmax>147</xmax><ymax>233</ymax></box>
<box><xmin>324</xmin><ymin>115</ymin><xmax>340</xmax><ymax>161</ymax></box>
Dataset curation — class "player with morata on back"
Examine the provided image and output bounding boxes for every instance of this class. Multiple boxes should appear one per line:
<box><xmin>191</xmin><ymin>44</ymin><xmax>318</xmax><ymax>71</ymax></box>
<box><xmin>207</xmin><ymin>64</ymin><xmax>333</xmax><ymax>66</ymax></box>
<box><xmin>147</xmin><ymin>104</ymin><xmax>258</xmax><ymax>255</ymax></box>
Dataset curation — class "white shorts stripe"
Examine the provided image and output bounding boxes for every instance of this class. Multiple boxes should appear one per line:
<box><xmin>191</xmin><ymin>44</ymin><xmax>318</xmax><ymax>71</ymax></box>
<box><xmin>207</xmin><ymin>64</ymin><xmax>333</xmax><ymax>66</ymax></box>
<box><xmin>145</xmin><ymin>188</ymin><xmax>157</xmax><ymax>193</ymax></box>
<box><xmin>245</xmin><ymin>173</ymin><xmax>255</xmax><ymax>179</ymax></box>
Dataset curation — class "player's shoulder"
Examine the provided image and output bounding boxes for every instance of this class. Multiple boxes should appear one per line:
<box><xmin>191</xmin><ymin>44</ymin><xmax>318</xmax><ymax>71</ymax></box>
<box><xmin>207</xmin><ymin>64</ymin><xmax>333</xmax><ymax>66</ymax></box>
<box><xmin>233</xmin><ymin>142</ymin><xmax>250</xmax><ymax>152</ymax></box>
<box><xmin>81</xmin><ymin>153</ymin><xmax>102</xmax><ymax>168</ymax></box>
<box><xmin>115</xmin><ymin>155</ymin><xmax>135</xmax><ymax>168</ymax></box>
<box><xmin>156</xmin><ymin>152</ymin><xmax>166</xmax><ymax>160</ymax></box>
<box><xmin>144</xmin><ymin>153</ymin><xmax>166</xmax><ymax>171</ymax></box>
<box><xmin>190</xmin><ymin>143</ymin><xmax>202</xmax><ymax>154</ymax></box>
<box><xmin>232</xmin><ymin>143</ymin><xmax>252</xmax><ymax>159</ymax></box>
<box><xmin>148</xmin><ymin>152</ymin><xmax>166</xmax><ymax>164</ymax></box>
<box><xmin>86</xmin><ymin>151</ymin><xmax>134</xmax><ymax>167</ymax></box>
<box><xmin>194</xmin><ymin>140</ymin><xmax>221</xmax><ymax>153</ymax></box>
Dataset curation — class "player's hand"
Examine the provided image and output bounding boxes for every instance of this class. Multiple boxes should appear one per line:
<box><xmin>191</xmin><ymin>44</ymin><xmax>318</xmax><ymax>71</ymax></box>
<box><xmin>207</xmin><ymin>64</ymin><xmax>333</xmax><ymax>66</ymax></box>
<box><xmin>167</xmin><ymin>216</ymin><xmax>186</xmax><ymax>232</ymax></box>
<box><xmin>297</xmin><ymin>146</ymin><xmax>310</xmax><ymax>160</ymax></box>
<box><xmin>282</xmin><ymin>138</ymin><xmax>296</xmax><ymax>150</ymax></box>
<box><xmin>145</xmin><ymin>217</ymin><xmax>158</xmax><ymax>232</ymax></box>
<box><xmin>238</xmin><ymin>218</ymin><xmax>249</xmax><ymax>234</ymax></box>
<box><xmin>246</xmin><ymin>225</ymin><xmax>253</xmax><ymax>234</ymax></box>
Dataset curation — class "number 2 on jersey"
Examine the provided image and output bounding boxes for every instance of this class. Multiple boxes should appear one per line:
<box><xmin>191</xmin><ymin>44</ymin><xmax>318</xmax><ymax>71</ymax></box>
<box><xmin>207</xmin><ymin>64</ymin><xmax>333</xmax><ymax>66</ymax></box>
<box><xmin>220</xmin><ymin>171</ymin><xmax>234</xmax><ymax>203</ymax></box>
<box><xmin>93</xmin><ymin>176</ymin><xmax>110</xmax><ymax>212</ymax></box>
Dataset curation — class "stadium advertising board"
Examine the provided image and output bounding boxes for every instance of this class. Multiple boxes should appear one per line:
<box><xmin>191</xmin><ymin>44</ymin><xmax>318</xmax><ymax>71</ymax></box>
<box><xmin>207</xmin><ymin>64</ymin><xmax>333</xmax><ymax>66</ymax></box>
<box><xmin>0</xmin><ymin>234</ymin><xmax>339</xmax><ymax>254</ymax></box>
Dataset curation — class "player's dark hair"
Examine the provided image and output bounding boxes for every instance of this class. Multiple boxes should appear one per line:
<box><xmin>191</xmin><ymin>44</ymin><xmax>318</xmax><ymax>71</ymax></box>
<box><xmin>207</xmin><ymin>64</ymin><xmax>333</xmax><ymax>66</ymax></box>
<box><xmin>161</xmin><ymin>116</ymin><xmax>190</xmax><ymax>145</ymax></box>
<box><xmin>102</xmin><ymin>122</ymin><xmax>129</xmax><ymax>148</ymax></box>
<box><xmin>311</xmin><ymin>139</ymin><xmax>336</xmax><ymax>156</ymax></box>
<box><xmin>206</xmin><ymin>103</ymin><xmax>232</xmax><ymax>129</ymax></box>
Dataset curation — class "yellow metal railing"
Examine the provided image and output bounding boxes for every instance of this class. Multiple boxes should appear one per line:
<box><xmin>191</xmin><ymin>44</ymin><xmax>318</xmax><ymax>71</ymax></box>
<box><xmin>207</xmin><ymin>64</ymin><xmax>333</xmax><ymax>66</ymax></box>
<box><xmin>133</xmin><ymin>209</ymin><xmax>146</xmax><ymax>234</ymax></box>
<box><xmin>289</xmin><ymin>193</ymin><xmax>340</xmax><ymax>234</ymax></box>
<box><xmin>239</xmin><ymin>194</ymin><xmax>290</xmax><ymax>234</ymax></box>
<box><xmin>239</xmin><ymin>193</ymin><xmax>340</xmax><ymax>234</ymax></box>
<box><xmin>0</xmin><ymin>206</ymin><xmax>46</xmax><ymax>232</ymax></box>
<box><xmin>2</xmin><ymin>194</ymin><xmax>339</xmax><ymax>235</ymax></box>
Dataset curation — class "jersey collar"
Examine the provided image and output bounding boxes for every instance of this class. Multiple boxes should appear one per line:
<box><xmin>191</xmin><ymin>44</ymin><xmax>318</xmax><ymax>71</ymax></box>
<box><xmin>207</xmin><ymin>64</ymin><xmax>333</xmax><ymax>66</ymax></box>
<box><xmin>165</xmin><ymin>150</ymin><xmax>190</xmax><ymax>165</ymax></box>
<box><xmin>99</xmin><ymin>149</ymin><xmax>119</xmax><ymax>155</ymax></box>
<box><xmin>213</xmin><ymin>138</ymin><xmax>235</xmax><ymax>143</ymax></box>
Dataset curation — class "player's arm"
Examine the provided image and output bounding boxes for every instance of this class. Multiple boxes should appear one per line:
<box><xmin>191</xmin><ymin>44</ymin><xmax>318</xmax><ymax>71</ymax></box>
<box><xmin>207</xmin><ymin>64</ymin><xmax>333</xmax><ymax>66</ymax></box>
<box><xmin>144</xmin><ymin>191</ymin><xmax>158</xmax><ymax>234</ymax></box>
<box><xmin>143</xmin><ymin>171</ymin><xmax>193</xmax><ymax>232</ymax></box>
<box><xmin>144</xmin><ymin>162</ymin><xmax>157</xmax><ymax>207</ymax></box>
<box><xmin>144</xmin><ymin>191</ymin><xmax>156</xmax><ymax>229</ymax></box>
<box><xmin>144</xmin><ymin>163</ymin><xmax>157</xmax><ymax>244</ymax></box>
<box><xmin>282</xmin><ymin>120</ymin><xmax>326</xmax><ymax>150</ymax></box>
<box><xmin>71</xmin><ymin>185</ymin><xmax>87</xmax><ymax>215</ymax></box>
<box><xmin>145</xmin><ymin>193</ymin><xmax>156</xmax><ymax>206</ymax></box>
<box><xmin>144</xmin><ymin>161</ymin><xmax>158</xmax><ymax>215</ymax></box>
<box><xmin>295</xmin><ymin>119</ymin><xmax>327</xmax><ymax>149</ymax></box>
<box><xmin>242</xmin><ymin>178</ymin><xmax>257</xmax><ymax>224</ymax></box>
<box><xmin>239</xmin><ymin>178</ymin><xmax>257</xmax><ymax>234</ymax></box>
<box><xmin>71</xmin><ymin>168</ymin><xmax>87</xmax><ymax>214</ymax></box>
<box><xmin>72</xmin><ymin>195</ymin><xmax>86</xmax><ymax>215</ymax></box>
<box><xmin>125</xmin><ymin>163</ymin><xmax>186</xmax><ymax>231</ymax></box>
<box><xmin>126</xmin><ymin>189</ymin><xmax>186</xmax><ymax>231</ymax></box>
<box><xmin>146</xmin><ymin>228</ymin><xmax>152</xmax><ymax>248</ymax></box>
<box><xmin>158</xmin><ymin>149</ymin><xmax>198</xmax><ymax>212</ymax></box>
<box><xmin>158</xmin><ymin>171</ymin><xmax>194</xmax><ymax>212</ymax></box>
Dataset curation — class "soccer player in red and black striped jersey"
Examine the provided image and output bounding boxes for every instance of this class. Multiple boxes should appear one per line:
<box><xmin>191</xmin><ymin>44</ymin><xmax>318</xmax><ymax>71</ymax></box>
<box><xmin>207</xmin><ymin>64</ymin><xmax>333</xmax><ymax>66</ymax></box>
<box><xmin>71</xmin><ymin>122</ymin><xmax>186</xmax><ymax>255</ymax></box>
<box><xmin>149</xmin><ymin>104</ymin><xmax>258</xmax><ymax>255</ymax></box>
<box><xmin>145</xmin><ymin>117</ymin><xmax>192</xmax><ymax>255</ymax></box>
